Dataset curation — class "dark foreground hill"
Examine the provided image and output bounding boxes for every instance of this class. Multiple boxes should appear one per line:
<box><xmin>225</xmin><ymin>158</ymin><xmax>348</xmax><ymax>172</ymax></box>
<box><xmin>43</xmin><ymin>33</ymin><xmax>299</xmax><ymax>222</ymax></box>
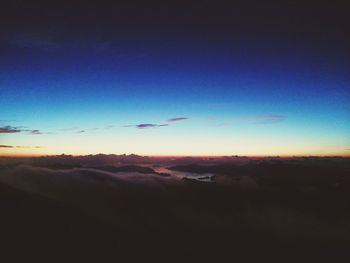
<box><xmin>1</xmin><ymin>182</ymin><xmax>350</xmax><ymax>262</ymax></box>
<box><xmin>1</xmin><ymin>157</ymin><xmax>350</xmax><ymax>262</ymax></box>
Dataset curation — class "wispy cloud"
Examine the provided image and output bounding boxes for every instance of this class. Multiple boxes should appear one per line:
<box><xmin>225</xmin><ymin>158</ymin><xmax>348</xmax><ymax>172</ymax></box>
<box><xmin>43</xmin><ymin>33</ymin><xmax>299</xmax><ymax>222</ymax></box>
<box><xmin>166</xmin><ymin>117</ymin><xmax>189</xmax><ymax>122</ymax></box>
<box><xmin>124</xmin><ymin>124</ymin><xmax>169</xmax><ymax>129</ymax></box>
<box><xmin>60</xmin><ymin>125</ymin><xmax>115</xmax><ymax>133</ymax></box>
<box><xmin>253</xmin><ymin>114</ymin><xmax>286</xmax><ymax>124</ymax></box>
<box><xmin>24</xmin><ymin>129</ymin><xmax>53</xmax><ymax>135</ymax></box>
<box><xmin>0</xmin><ymin>126</ymin><xmax>21</xmax><ymax>133</ymax></box>
<box><xmin>239</xmin><ymin>114</ymin><xmax>286</xmax><ymax>125</ymax></box>
<box><xmin>0</xmin><ymin>125</ymin><xmax>52</xmax><ymax>135</ymax></box>
<box><xmin>85</xmin><ymin>125</ymin><xmax>115</xmax><ymax>131</ymax></box>
<box><xmin>28</xmin><ymin>129</ymin><xmax>43</xmax><ymax>135</ymax></box>
<box><xmin>124</xmin><ymin>117</ymin><xmax>189</xmax><ymax>129</ymax></box>
<box><xmin>0</xmin><ymin>145</ymin><xmax>42</xmax><ymax>148</ymax></box>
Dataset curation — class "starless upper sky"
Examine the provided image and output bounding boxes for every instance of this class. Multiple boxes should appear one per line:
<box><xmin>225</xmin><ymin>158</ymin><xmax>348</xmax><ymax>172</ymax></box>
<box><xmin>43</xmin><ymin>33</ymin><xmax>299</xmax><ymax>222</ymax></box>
<box><xmin>0</xmin><ymin>0</ymin><xmax>349</xmax><ymax>156</ymax></box>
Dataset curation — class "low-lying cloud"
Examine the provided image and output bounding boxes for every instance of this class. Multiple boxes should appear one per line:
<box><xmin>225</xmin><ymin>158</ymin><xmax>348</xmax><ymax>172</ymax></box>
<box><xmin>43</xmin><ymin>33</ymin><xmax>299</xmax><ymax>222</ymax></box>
<box><xmin>28</xmin><ymin>129</ymin><xmax>43</xmax><ymax>135</ymax></box>
<box><xmin>0</xmin><ymin>125</ymin><xmax>49</xmax><ymax>135</ymax></box>
<box><xmin>125</xmin><ymin>117</ymin><xmax>189</xmax><ymax>129</ymax></box>
<box><xmin>0</xmin><ymin>126</ymin><xmax>21</xmax><ymax>133</ymax></box>
<box><xmin>239</xmin><ymin>114</ymin><xmax>286</xmax><ymax>125</ymax></box>
<box><xmin>0</xmin><ymin>145</ymin><xmax>42</xmax><ymax>148</ymax></box>
<box><xmin>167</xmin><ymin>117</ymin><xmax>189</xmax><ymax>122</ymax></box>
<box><xmin>253</xmin><ymin>114</ymin><xmax>286</xmax><ymax>124</ymax></box>
<box><xmin>60</xmin><ymin>125</ymin><xmax>115</xmax><ymax>133</ymax></box>
<box><xmin>125</xmin><ymin>124</ymin><xmax>169</xmax><ymax>129</ymax></box>
<box><xmin>0</xmin><ymin>165</ymin><xmax>179</xmax><ymax>215</ymax></box>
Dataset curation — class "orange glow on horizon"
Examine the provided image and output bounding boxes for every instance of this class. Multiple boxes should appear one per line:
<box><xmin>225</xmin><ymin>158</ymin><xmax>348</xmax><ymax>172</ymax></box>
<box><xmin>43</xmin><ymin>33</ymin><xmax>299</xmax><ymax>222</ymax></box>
<box><xmin>1</xmin><ymin>152</ymin><xmax>349</xmax><ymax>158</ymax></box>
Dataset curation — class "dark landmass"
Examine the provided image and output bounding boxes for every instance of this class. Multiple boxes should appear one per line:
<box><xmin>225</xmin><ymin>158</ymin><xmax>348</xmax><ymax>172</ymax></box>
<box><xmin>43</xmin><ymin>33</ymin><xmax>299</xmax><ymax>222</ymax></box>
<box><xmin>0</xmin><ymin>155</ymin><xmax>350</xmax><ymax>262</ymax></box>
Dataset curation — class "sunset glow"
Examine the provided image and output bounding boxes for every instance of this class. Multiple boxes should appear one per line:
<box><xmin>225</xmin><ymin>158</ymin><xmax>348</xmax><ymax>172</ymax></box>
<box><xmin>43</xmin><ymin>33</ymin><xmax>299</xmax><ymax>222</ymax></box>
<box><xmin>1</xmin><ymin>0</ymin><xmax>349</xmax><ymax>157</ymax></box>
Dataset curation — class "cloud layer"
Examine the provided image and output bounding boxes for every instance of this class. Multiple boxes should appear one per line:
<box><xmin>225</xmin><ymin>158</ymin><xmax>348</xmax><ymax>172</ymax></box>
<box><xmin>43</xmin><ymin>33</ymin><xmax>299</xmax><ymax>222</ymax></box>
<box><xmin>0</xmin><ymin>145</ymin><xmax>42</xmax><ymax>149</ymax></box>
<box><xmin>125</xmin><ymin>124</ymin><xmax>169</xmax><ymax>129</ymax></box>
<box><xmin>125</xmin><ymin>117</ymin><xmax>189</xmax><ymax>129</ymax></box>
<box><xmin>253</xmin><ymin>114</ymin><xmax>286</xmax><ymax>124</ymax></box>
<box><xmin>0</xmin><ymin>145</ymin><xmax>14</xmax><ymax>148</ymax></box>
<box><xmin>166</xmin><ymin>117</ymin><xmax>189</xmax><ymax>122</ymax></box>
<box><xmin>0</xmin><ymin>126</ymin><xmax>21</xmax><ymax>133</ymax></box>
<box><xmin>238</xmin><ymin>114</ymin><xmax>286</xmax><ymax>125</ymax></box>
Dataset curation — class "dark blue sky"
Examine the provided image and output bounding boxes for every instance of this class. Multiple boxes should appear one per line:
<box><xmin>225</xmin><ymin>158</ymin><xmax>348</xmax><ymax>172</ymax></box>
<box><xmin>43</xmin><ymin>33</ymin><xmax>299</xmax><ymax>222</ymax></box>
<box><xmin>1</xmin><ymin>0</ymin><xmax>349</xmax><ymax>156</ymax></box>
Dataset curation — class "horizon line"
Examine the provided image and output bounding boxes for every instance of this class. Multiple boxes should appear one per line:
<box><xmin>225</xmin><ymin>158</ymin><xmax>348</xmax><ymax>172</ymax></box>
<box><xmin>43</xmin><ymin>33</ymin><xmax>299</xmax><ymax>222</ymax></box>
<box><xmin>1</xmin><ymin>153</ymin><xmax>349</xmax><ymax>158</ymax></box>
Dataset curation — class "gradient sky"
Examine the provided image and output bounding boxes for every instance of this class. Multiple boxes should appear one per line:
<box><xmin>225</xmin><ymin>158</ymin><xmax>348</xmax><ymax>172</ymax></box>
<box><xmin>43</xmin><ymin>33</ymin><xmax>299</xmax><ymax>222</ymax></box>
<box><xmin>1</xmin><ymin>0</ymin><xmax>349</xmax><ymax>156</ymax></box>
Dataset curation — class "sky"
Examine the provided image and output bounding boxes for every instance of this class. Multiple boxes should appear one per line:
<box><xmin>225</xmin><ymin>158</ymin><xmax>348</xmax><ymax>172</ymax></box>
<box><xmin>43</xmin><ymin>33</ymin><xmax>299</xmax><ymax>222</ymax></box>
<box><xmin>1</xmin><ymin>0</ymin><xmax>349</xmax><ymax>156</ymax></box>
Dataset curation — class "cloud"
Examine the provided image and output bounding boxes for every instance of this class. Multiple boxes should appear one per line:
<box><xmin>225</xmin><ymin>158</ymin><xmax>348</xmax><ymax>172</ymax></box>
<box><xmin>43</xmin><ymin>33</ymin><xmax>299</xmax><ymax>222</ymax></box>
<box><xmin>124</xmin><ymin>124</ymin><xmax>169</xmax><ymax>129</ymax></box>
<box><xmin>253</xmin><ymin>114</ymin><xmax>286</xmax><ymax>124</ymax></box>
<box><xmin>0</xmin><ymin>165</ymin><xmax>179</xmax><ymax>214</ymax></box>
<box><xmin>166</xmin><ymin>117</ymin><xmax>189</xmax><ymax>122</ymax></box>
<box><xmin>60</xmin><ymin>125</ymin><xmax>115</xmax><ymax>133</ymax></box>
<box><xmin>0</xmin><ymin>126</ymin><xmax>21</xmax><ymax>133</ymax></box>
<box><xmin>85</xmin><ymin>125</ymin><xmax>115</xmax><ymax>131</ymax></box>
<box><xmin>135</xmin><ymin>124</ymin><xmax>169</xmax><ymax>129</ymax></box>
<box><xmin>28</xmin><ymin>129</ymin><xmax>43</xmax><ymax>135</ymax></box>
<box><xmin>59</xmin><ymin>127</ymin><xmax>80</xmax><ymax>132</ymax></box>
<box><xmin>24</xmin><ymin>128</ymin><xmax>53</xmax><ymax>135</ymax></box>
<box><xmin>124</xmin><ymin>118</ymin><xmax>188</xmax><ymax>129</ymax></box>
<box><xmin>239</xmin><ymin>114</ymin><xmax>286</xmax><ymax>125</ymax></box>
<box><xmin>16</xmin><ymin>145</ymin><xmax>42</xmax><ymax>148</ymax></box>
<box><xmin>0</xmin><ymin>145</ymin><xmax>42</xmax><ymax>148</ymax></box>
<box><xmin>0</xmin><ymin>125</ymin><xmax>50</xmax><ymax>135</ymax></box>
